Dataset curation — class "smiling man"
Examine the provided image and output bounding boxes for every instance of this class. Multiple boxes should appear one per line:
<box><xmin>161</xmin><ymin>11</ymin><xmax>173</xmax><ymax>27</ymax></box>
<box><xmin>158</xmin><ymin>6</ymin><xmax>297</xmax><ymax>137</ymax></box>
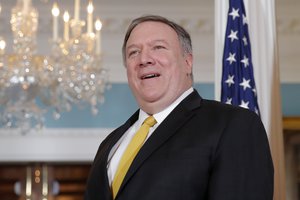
<box><xmin>85</xmin><ymin>15</ymin><xmax>274</xmax><ymax>200</ymax></box>
<box><xmin>125</xmin><ymin>19</ymin><xmax>193</xmax><ymax>115</ymax></box>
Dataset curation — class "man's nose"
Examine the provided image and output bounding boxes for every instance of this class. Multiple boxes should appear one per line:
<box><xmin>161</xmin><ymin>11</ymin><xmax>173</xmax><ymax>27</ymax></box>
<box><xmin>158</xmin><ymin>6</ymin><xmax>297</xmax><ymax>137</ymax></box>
<box><xmin>139</xmin><ymin>50</ymin><xmax>155</xmax><ymax>67</ymax></box>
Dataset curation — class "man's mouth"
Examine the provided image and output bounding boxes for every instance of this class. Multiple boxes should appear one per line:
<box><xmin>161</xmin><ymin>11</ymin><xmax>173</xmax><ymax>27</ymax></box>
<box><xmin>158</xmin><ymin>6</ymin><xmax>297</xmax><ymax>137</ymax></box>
<box><xmin>141</xmin><ymin>74</ymin><xmax>160</xmax><ymax>80</ymax></box>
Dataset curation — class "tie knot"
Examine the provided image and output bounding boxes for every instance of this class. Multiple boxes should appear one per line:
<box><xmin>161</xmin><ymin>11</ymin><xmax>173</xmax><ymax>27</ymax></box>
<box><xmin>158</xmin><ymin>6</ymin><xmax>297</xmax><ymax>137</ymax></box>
<box><xmin>143</xmin><ymin>116</ymin><xmax>157</xmax><ymax>127</ymax></box>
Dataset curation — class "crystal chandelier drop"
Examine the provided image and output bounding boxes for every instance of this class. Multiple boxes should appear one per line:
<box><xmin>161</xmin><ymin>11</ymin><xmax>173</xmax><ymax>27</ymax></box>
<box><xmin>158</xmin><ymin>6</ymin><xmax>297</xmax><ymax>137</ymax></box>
<box><xmin>0</xmin><ymin>0</ymin><xmax>110</xmax><ymax>133</ymax></box>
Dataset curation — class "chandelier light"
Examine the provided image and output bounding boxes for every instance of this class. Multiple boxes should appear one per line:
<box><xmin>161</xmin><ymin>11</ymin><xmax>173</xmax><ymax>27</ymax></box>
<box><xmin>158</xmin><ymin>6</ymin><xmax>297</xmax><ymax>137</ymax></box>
<box><xmin>0</xmin><ymin>0</ymin><xmax>110</xmax><ymax>133</ymax></box>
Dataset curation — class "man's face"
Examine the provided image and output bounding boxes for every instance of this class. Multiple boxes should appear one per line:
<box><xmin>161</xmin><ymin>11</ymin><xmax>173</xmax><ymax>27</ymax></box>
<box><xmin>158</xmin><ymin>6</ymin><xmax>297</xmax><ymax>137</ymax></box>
<box><xmin>125</xmin><ymin>21</ymin><xmax>193</xmax><ymax>114</ymax></box>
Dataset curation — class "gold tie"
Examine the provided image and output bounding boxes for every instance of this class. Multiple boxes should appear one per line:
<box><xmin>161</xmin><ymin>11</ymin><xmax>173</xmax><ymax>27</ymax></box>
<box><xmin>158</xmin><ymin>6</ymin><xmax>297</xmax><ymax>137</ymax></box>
<box><xmin>112</xmin><ymin>116</ymin><xmax>157</xmax><ymax>199</ymax></box>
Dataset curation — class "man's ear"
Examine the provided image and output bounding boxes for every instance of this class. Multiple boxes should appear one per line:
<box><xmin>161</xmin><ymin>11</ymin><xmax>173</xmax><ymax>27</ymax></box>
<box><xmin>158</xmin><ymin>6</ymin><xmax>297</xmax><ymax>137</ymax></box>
<box><xmin>185</xmin><ymin>53</ymin><xmax>193</xmax><ymax>74</ymax></box>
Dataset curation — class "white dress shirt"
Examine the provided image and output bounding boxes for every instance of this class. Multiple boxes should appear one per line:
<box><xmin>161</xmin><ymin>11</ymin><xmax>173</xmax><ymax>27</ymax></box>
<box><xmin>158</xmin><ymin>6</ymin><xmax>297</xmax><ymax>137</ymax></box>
<box><xmin>107</xmin><ymin>87</ymin><xmax>193</xmax><ymax>185</ymax></box>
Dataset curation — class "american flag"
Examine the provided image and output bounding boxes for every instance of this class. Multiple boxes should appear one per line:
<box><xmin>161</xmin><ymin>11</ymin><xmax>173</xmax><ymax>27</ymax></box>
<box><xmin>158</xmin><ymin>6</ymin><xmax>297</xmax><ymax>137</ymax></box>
<box><xmin>221</xmin><ymin>0</ymin><xmax>260</xmax><ymax>115</ymax></box>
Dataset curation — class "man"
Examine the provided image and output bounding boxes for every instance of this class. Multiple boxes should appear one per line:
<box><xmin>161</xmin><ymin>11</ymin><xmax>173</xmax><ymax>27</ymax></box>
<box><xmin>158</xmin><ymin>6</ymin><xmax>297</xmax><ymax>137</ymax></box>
<box><xmin>85</xmin><ymin>15</ymin><xmax>274</xmax><ymax>200</ymax></box>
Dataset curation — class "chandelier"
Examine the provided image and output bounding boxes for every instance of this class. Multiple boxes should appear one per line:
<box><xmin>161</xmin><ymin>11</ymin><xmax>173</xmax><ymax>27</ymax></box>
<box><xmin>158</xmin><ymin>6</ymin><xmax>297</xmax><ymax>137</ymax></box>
<box><xmin>0</xmin><ymin>0</ymin><xmax>110</xmax><ymax>133</ymax></box>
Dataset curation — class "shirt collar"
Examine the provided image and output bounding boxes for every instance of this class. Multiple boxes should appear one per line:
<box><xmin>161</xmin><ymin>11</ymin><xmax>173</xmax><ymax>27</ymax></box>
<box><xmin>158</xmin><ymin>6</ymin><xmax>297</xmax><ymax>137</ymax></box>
<box><xmin>138</xmin><ymin>87</ymin><xmax>194</xmax><ymax>126</ymax></box>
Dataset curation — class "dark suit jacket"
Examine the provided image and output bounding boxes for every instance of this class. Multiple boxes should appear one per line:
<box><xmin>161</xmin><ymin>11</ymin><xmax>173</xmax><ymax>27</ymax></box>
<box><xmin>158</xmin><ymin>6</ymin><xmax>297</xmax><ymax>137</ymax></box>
<box><xmin>85</xmin><ymin>90</ymin><xmax>274</xmax><ymax>200</ymax></box>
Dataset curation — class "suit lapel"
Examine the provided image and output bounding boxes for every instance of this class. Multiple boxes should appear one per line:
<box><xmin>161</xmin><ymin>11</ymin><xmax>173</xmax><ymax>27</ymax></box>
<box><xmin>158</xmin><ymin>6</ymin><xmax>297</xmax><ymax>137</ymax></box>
<box><xmin>117</xmin><ymin>90</ymin><xmax>202</xmax><ymax>197</ymax></box>
<box><xmin>92</xmin><ymin>111</ymin><xmax>139</xmax><ymax>200</ymax></box>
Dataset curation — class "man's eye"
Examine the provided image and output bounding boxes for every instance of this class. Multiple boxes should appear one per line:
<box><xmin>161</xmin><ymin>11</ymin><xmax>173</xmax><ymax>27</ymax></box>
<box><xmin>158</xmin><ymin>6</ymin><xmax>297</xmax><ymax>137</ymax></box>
<box><xmin>154</xmin><ymin>45</ymin><xmax>165</xmax><ymax>50</ymax></box>
<box><xmin>128</xmin><ymin>50</ymin><xmax>139</xmax><ymax>57</ymax></box>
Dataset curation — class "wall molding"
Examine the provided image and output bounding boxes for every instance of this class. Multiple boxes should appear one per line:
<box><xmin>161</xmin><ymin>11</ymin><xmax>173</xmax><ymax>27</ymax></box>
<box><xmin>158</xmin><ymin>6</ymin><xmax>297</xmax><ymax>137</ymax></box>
<box><xmin>0</xmin><ymin>128</ymin><xmax>111</xmax><ymax>162</ymax></box>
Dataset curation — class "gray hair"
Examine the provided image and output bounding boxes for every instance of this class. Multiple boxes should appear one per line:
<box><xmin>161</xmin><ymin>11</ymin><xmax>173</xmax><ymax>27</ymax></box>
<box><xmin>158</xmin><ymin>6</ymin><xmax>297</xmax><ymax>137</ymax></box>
<box><xmin>122</xmin><ymin>15</ymin><xmax>193</xmax><ymax>65</ymax></box>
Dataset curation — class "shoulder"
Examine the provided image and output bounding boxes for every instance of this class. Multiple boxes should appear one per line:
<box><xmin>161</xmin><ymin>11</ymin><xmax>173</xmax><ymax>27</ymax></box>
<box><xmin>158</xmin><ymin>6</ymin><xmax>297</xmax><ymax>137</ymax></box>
<box><xmin>185</xmin><ymin>90</ymin><xmax>258</xmax><ymax>121</ymax></box>
<box><xmin>197</xmin><ymin>99</ymin><xmax>269</xmax><ymax>156</ymax></box>
<box><xmin>194</xmin><ymin>98</ymin><xmax>265</xmax><ymax>136</ymax></box>
<box><xmin>182</xmin><ymin>90</ymin><xmax>261</xmax><ymax>128</ymax></box>
<box><xmin>201</xmin><ymin>99</ymin><xmax>258</xmax><ymax>118</ymax></box>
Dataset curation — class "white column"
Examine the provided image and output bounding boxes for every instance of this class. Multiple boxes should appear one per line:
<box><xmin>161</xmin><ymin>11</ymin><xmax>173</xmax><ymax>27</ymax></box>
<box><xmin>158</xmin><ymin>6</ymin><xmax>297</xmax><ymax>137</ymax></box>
<box><xmin>214</xmin><ymin>0</ymin><xmax>228</xmax><ymax>101</ymax></box>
